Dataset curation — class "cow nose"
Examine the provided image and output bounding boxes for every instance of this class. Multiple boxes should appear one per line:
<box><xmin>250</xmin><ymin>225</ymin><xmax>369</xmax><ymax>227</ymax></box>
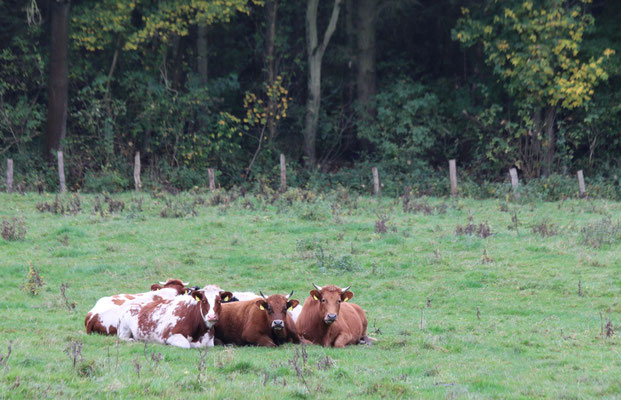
<box><xmin>207</xmin><ymin>313</ymin><xmax>218</xmax><ymax>321</ymax></box>
<box><xmin>272</xmin><ymin>320</ymin><xmax>284</xmax><ymax>329</ymax></box>
<box><xmin>327</xmin><ymin>314</ymin><xmax>337</xmax><ymax>320</ymax></box>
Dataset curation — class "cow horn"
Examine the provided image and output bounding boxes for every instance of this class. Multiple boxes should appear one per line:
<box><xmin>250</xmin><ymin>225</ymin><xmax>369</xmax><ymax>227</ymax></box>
<box><xmin>259</xmin><ymin>290</ymin><xmax>267</xmax><ymax>299</ymax></box>
<box><xmin>159</xmin><ymin>281</ymin><xmax>166</xmax><ymax>285</ymax></box>
<box><xmin>341</xmin><ymin>285</ymin><xmax>351</xmax><ymax>292</ymax></box>
<box><xmin>286</xmin><ymin>290</ymin><xmax>294</xmax><ymax>300</ymax></box>
<box><xmin>312</xmin><ymin>283</ymin><xmax>322</xmax><ymax>291</ymax></box>
<box><xmin>182</xmin><ymin>282</ymin><xmax>189</xmax><ymax>286</ymax></box>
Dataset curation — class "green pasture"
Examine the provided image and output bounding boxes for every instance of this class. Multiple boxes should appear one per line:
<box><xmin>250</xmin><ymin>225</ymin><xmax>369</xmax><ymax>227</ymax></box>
<box><xmin>0</xmin><ymin>191</ymin><xmax>619</xmax><ymax>399</ymax></box>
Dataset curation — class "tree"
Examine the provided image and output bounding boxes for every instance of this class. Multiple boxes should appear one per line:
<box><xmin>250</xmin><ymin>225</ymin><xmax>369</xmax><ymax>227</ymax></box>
<box><xmin>303</xmin><ymin>0</ymin><xmax>343</xmax><ymax>166</ymax></box>
<box><xmin>356</xmin><ymin>0</ymin><xmax>377</xmax><ymax>119</ymax></box>
<box><xmin>454</xmin><ymin>0</ymin><xmax>615</xmax><ymax>177</ymax></box>
<box><xmin>45</xmin><ymin>0</ymin><xmax>71</xmax><ymax>158</ymax></box>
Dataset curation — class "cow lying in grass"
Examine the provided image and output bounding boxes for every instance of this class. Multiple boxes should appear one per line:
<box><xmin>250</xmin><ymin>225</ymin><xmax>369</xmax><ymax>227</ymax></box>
<box><xmin>117</xmin><ymin>286</ymin><xmax>233</xmax><ymax>348</ymax></box>
<box><xmin>85</xmin><ymin>279</ymin><xmax>192</xmax><ymax>335</ymax></box>
<box><xmin>296</xmin><ymin>284</ymin><xmax>373</xmax><ymax>347</ymax></box>
<box><xmin>215</xmin><ymin>291</ymin><xmax>301</xmax><ymax>347</ymax></box>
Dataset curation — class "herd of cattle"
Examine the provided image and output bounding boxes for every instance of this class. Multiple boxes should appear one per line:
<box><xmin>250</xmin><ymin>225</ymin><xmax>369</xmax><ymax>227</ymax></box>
<box><xmin>85</xmin><ymin>279</ymin><xmax>374</xmax><ymax>348</ymax></box>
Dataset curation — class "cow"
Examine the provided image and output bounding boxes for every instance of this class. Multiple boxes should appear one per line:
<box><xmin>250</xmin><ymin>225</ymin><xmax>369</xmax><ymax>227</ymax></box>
<box><xmin>214</xmin><ymin>290</ymin><xmax>301</xmax><ymax>347</ymax></box>
<box><xmin>117</xmin><ymin>286</ymin><xmax>233</xmax><ymax>348</ymax></box>
<box><xmin>296</xmin><ymin>284</ymin><xmax>372</xmax><ymax>348</ymax></box>
<box><xmin>85</xmin><ymin>279</ymin><xmax>190</xmax><ymax>335</ymax></box>
<box><xmin>218</xmin><ymin>289</ymin><xmax>304</xmax><ymax>323</ymax></box>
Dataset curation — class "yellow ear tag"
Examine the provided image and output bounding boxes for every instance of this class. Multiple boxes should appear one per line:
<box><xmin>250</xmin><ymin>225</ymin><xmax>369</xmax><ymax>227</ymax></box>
<box><xmin>343</xmin><ymin>297</ymin><xmax>349</xmax><ymax>302</ymax></box>
<box><xmin>313</xmin><ymin>295</ymin><xmax>319</xmax><ymax>301</ymax></box>
<box><xmin>288</xmin><ymin>306</ymin><xmax>293</xmax><ymax>311</ymax></box>
<box><xmin>194</xmin><ymin>296</ymin><xmax>200</xmax><ymax>302</ymax></box>
<box><xmin>259</xmin><ymin>305</ymin><xmax>265</xmax><ymax>310</ymax></box>
<box><xmin>223</xmin><ymin>296</ymin><xmax>229</xmax><ymax>301</ymax></box>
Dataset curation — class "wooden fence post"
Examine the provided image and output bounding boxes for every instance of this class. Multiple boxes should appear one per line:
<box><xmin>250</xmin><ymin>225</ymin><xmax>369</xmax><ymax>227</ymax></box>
<box><xmin>577</xmin><ymin>170</ymin><xmax>586</xmax><ymax>197</ymax></box>
<box><xmin>57</xmin><ymin>151</ymin><xmax>66</xmax><ymax>193</ymax></box>
<box><xmin>208</xmin><ymin>168</ymin><xmax>216</xmax><ymax>191</ymax></box>
<box><xmin>372</xmin><ymin>167</ymin><xmax>380</xmax><ymax>195</ymax></box>
<box><xmin>6</xmin><ymin>159</ymin><xmax>13</xmax><ymax>193</ymax></box>
<box><xmin>509</xmin><ymin>168</ymin><xmax>519</xmax><ymax>199</ymax></box>
<box><xmin>449</xmin><ymin>159</ymin><xmax>457</xmax><ymax>196</ymax></box>
<box><xmin>134</xmin><ymin>151</ymin><xmax>141</xmax><ymax>191</ymax></box>
<box><xmin>280</xmin><ymin>153</ymin><xmax>287</xmax><ymax>192</ymax></box>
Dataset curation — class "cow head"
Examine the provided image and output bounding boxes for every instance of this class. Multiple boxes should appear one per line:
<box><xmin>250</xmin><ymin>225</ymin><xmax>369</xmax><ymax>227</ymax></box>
<box><xmin>309</xmin><ymin>284</ymin><xmax>353</xmax><ymax>325</ymax></box>
<box><xmin>150</xmin><ymin>279</ymin><xmax>190</xmax><ymax>295</ymax></box>
<box><xmin>193</xmin><ymin>288</ymin><xmax>233</xmax><ymax>328</ymax></box>
<box><xmin>255</xmin><ymin>291</ymin><xmax>299</xmax><ymax>337</ymax></box>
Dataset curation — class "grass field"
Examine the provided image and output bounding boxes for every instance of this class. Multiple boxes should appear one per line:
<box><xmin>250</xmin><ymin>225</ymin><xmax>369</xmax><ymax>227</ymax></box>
<box><xmin>0</xmin><ymin>189</ymin><xmax>620</xmax><ymax>399</ymax></box>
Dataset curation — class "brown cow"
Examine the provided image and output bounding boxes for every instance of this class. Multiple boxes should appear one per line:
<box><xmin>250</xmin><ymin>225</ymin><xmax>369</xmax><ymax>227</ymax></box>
<box><xmin>296</xmin><ymin>284</ymin><xmax>372</xmax><ymax>348</ymax></box>
<box><xmin>214</xmin><ymin>291</ymin><xmax>301</xmax><ymax>347</ymax></box>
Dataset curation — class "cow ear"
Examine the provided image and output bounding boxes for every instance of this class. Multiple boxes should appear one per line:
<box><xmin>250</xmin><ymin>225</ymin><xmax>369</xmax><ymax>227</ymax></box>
<box><xmin>341</xmin><ymin>291</ymin><xmax>354</xmax><ymax>302</ymax></box>
<box><xmin>255</xmin><ymin>299</ymin><xmax>268</xmax><ymax>311</ymax></box>
<box><xmin>219</xmin><ymin>291</ymin><xmax>233</xmax><ymax>302</ymax></box>
<box><xmin>150</xmin><ymin>284</ymin><xmax>162</xmax><ymax>291</ymax></box>
<box><xmin>310</xmin><ymin>290</ymin><xmax>321</xmax><ymax>301</ymax></box>
<box><xmin>287</xmin><ymin>299</ymin><xmax>299</xmax><ymax>311</ymax></box>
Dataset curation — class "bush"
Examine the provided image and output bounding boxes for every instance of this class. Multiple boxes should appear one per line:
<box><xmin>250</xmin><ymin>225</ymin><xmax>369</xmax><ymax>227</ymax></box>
<box><xmin>83</xmin><ymin>170</ymin><xmax>129</xmax><ymax>193</ymax></box>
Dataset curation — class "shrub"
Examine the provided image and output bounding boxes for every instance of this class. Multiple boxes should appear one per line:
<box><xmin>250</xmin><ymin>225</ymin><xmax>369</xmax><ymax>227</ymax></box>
<box><xmin>1</xmin><ymin>217</ymin><xmax>26</xmax><ymax>241</ymax></box>
<box><xmin>22</xmin><ymin>263</ymin><xmax>44</xmax><ymax>296</ymax></box>
<box><xmin>83</xmin><ymin>170</ymin><xmax>129</xmax><ymax>193</ymax></box>
<box><xmin>580</xmin><ymin>218</ymin><xmax>621</xmax><ymax>248</ymax></box>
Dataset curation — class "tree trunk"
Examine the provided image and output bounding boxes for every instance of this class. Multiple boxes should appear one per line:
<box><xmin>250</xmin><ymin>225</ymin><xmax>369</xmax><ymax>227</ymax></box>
<box><xmin>304</xmin><ymin>0</ymin><xmax>343</xmax><ymax>166</ymax></box>
<box><xmin>356</xmin><ymin>0</ymin><xmax>376</xmax><ymax>119</ymax></box>
<box><xmin>265</xmin><ymin>0</ymin><xmax>279</xmax><ymax>142</ymax></box>
<box><xmin>197</xmin><ymin>24</ymin><xmax>208</xmax><ymax>85</ymax></box>
<box><xmin>542</xmin><ymin>106</ymin><xmax>556</xmax><ymax>177</ymax></box>
<box><xmin>45</xmin><ymin>0</ymin><xmax>70</xmax><ymax>159</ymax></box>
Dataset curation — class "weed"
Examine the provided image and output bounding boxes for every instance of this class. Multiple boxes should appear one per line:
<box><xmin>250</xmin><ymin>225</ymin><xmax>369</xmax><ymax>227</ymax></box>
<box><xmin>64</xmin><ymin>340</ymin><xmax>83</xmax><ymax>368</ymax></box>
<box><xmin>0</xmin><ymin>341</ymin><xmax>12</xmax><ymax>371</ymax></box>
<box><xmin>316</xmin><ymin>355</ymin><xmax>334</xmax><ymax>371</ymax></box>
<box><xmin>580</xmin><ymin>218</ymin><xmax>621</xmax><ymax>248</ymax></box>
<box><xmin>133</xmin><ymin>357</ymin><xmax>142</xmax><ymax>378</ymax></box>
<box><xmin>104</xmin><ymin>195</ymin><xmax>125</xmax><ymax>213</ymax></box>
<box><xmin>197</xmin><ymin>347</ymin><xmax>207</xmax><ymax>385</ymax></box>
<box><xmin>296</xmin><ymin>238</ymin><xmax>321</xmax><ymax>259</ymax></box>
<box><xmin>60</xmin><ymin>283</ymin><xmax>76</xmax><ymax>311</ymax></box>
<box><xmin>456</xmin><ymin>219</ymin><xmax>492</xmax><ymax>238</ymax></box>
<box><xmin>1</xmin><ymin>217</ymin><xmax>26</xmax><ymax>241</ymax></box>
<box><xmin>22</xmin><ymin>263</ymin><xmax>43</xmax><ymax>295</ymax></box>
<box><xmin>160</xmin><ymin>197</ymin><xmax>198</xmax><ymax>218</ymax></box>
<box><xmin>314</xmin><ymin>245</ymin><xmax>360</xmax><ymax>272</ymax></box>
<box><xmin>375</xmin><ymin>213</ymin><xmax>389</xmax><ymax>234</ymax></box>
<box><xmin>481</xmin><ymin>249</ymin><xmax>494</xmax><ymax>264</ymax></box>
<box><xmin>508</xmin><ymin>209</ymin><xmax>520</xmax><ymax>233</ymax></box>
<box><xmin>531</xmin><ymin>220</ymin><xmax>559</xmax><ymax>237</ymax></box>
<box><xmin>36</xmin><ymin>195</ymin><xmax>81</xmax><ymax>215</ymax></box>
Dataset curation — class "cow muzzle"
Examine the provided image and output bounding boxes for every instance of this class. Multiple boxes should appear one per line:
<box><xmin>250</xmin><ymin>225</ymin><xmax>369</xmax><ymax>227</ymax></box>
<box><xmin>324</xmin><ymin>313</ymin><xmax>338</xmax><ymax>325</ymax></box>
<box><xmin>271</xmin><ymin>320</ymin><xmax>284</xmax><ymax>330</ymax></box>
<box><xmin>206</xmin><ymin>313</ymin><xmax>219</xmax><ymax>324</ymax></box>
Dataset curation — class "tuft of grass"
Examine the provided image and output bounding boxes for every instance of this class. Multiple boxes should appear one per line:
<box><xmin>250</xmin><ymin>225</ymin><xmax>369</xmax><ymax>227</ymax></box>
<box><xmin>580</xmin><ymin>218</ymin><xmax>621</xmax><ymax>248</ymax></box>
<box><xmin>1</xmin><ymin>217</ymin><xmax>26</xmax><ymax>241</ymax></box>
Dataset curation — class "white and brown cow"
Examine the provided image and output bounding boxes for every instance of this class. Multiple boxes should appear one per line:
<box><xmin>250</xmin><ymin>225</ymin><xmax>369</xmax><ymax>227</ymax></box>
<box><xmin>85</xmin><ymin>279</ymin><xmax>190</xmax><ymax>335</ymax></box>
<box><xmin>117</xmin><ymin>286</ymin><xmax>233</xmax><ymax>348</ymax></box>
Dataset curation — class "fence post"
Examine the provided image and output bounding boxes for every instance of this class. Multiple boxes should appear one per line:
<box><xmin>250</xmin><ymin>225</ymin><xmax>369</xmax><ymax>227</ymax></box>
<box><xmin>372</xmin><ymin>167</ymin><xmax>380</xmax><ymax>195</ymax></box>
<box><xmin>208</xmin><ymin>168</ymin><xmax>216</xmax><ymax>191</ymax></box>
<box><xmin>57</xmin><ymin>151</ymin><xmax>66</xmax><ymax>193</ymax></box>
<box><xmin>6</xmin><ymin>159</ymin><xmax>13</xmax><ymax>193</ymax></box>
<box><xmin>280</xmin><ymin>153</ymin><xmax>287</xmax><ymax>192</ymax></box>
<box><xmin>449</xmin><ymin>159</ymin><xmax>457</xmax><ymax>196</ymax></box>
<box><xmin>577</xmin><ymin>170</ymin><xmax>586</xmax><ymax>197</ymax></box>
<box><xmin>509</xmin><ymin>168</ymin><xmax>519</xmax><ymax>199</ymax></box>
<box><xmin>134</xmin><ymin>151</ymin><xmax>141</xmax><ymax>191</ymax></box>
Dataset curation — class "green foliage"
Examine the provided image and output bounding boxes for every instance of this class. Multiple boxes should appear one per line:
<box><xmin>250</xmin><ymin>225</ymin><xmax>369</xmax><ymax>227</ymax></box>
<box><xmin>22</xmin><ymin>263</ymin><xmax>43</xmax><ymax>296</ymax></box>
<box><xmin>454</xmin><ymin>0</ymin><xmax>615</xmax><ymax>110</ymax></box>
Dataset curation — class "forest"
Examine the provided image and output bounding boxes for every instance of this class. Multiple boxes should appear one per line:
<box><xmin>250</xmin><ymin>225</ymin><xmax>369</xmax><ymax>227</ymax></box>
<box><xmin>1</xmin><ymin>0</ymin><xmax>620</xmax><ymax>197</ymax></box>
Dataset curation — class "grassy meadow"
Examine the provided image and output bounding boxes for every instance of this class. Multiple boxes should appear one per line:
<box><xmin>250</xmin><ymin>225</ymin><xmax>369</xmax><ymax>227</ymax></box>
<box><xmin>0</xmin><ymin>189</ymin><xmax>620</xmax><ymax>399</ymax></box>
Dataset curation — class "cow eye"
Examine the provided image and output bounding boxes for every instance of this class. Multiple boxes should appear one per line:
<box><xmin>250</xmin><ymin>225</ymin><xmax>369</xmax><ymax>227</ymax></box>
<box><xmin>321</xmin><ymin>299</ymin><xmax>326</xmax><ymax>303</ymax></box>
<box><xmin>338</xmin><ymin>300</ymin><xmax>341</xmax><ymax>303</ymax></box>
